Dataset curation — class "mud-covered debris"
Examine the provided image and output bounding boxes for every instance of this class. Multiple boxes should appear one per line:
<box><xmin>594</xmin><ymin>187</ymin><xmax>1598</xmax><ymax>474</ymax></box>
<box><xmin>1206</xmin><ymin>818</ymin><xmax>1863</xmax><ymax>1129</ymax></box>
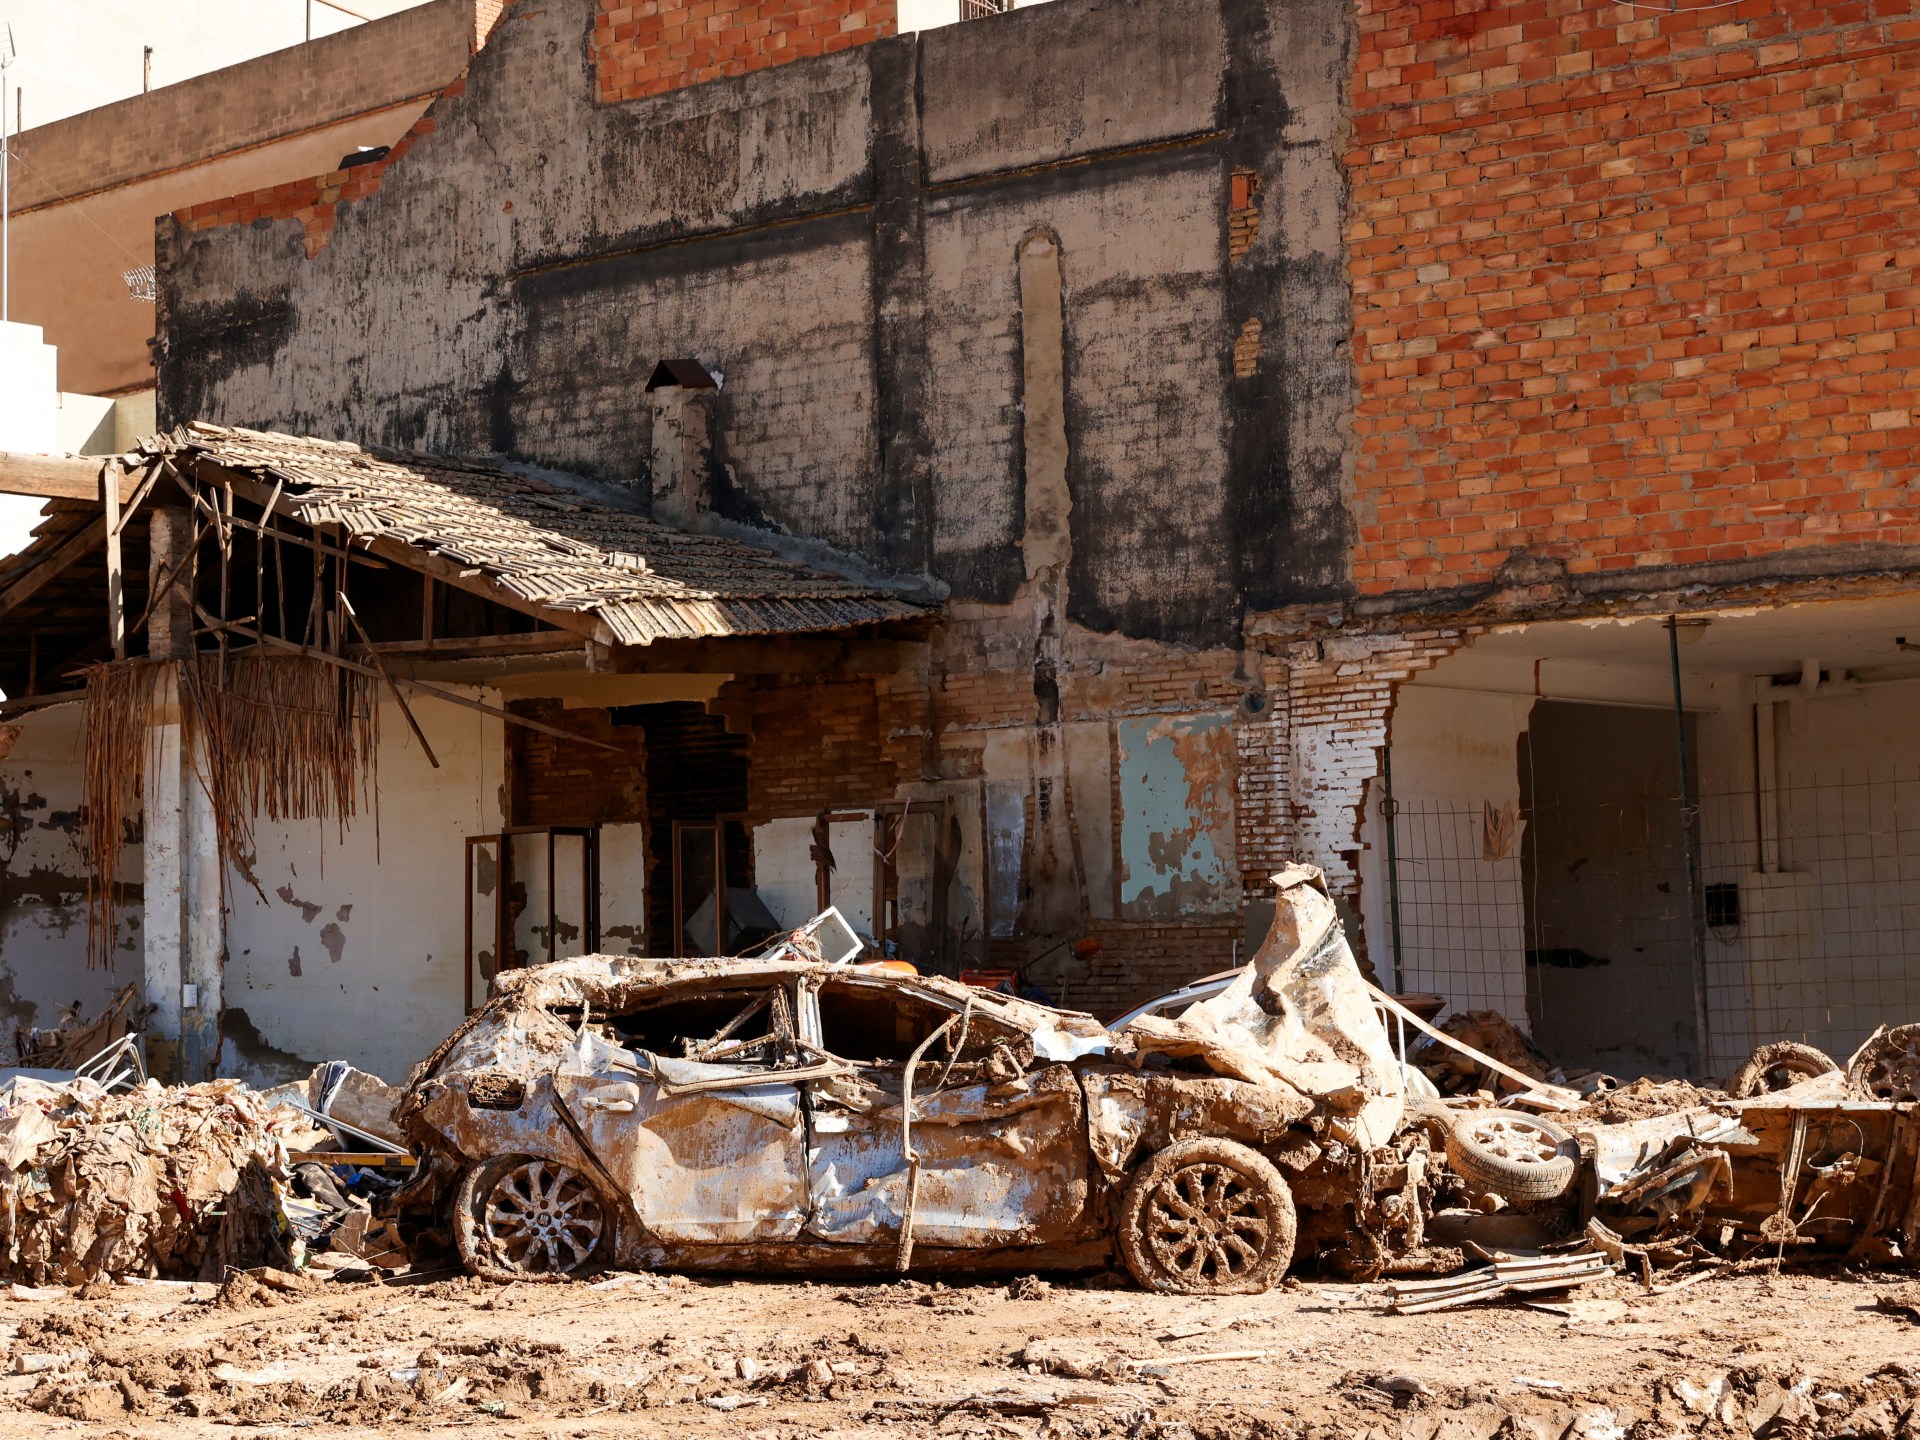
<box><xmin>1577</xmin><ymin>1076</ymin><xmax>1728</xmax><ymax>1124</ymax></box>
<box><xmin>1019</xmin><ymin>1337</ymin><xmax>1130</xmax><ymax>1381</ymax></box>
<box><xmin>1415</xmin><ymin>1012</ymin><xmax>1549</xmax><ymax>1096</ymax></box>
<box><xmin>1876</xmin><ymin>1286</ymin><xmax>1920</xmax><ymax>1324</ymax></box>
<box><xmin>1007</xmin><ymin>1275</ymin><xmax>1053</xmax><ymax>1301</ymax></box>
<box><xmin>0</xmin><ymin>1075</ymin><xmax>306</xmax><ymax>1285</ymax></box>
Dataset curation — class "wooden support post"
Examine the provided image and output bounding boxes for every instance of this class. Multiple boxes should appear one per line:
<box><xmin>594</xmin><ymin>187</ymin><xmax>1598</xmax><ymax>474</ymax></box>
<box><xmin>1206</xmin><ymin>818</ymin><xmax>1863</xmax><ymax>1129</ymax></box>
<box><xmin>103</xmin><ymin>462</ymin><xmax>125</xmax><ymax>659</ymax></box>
<box><xmin>147</xmin><ymin>510</ymin><xmax>194</xmax><ymax>660</ymax></box>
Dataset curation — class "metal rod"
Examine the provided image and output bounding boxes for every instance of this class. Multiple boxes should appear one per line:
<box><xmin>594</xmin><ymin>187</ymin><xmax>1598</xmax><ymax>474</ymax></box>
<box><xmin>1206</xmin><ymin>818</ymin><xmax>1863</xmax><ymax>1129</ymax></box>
<box><xmin>1381</xmin><ymin>744</ymin><xmax>1406</xmax><ymax>994</ymax></box>
<box><xmin>1667</xmin><ymin>615</ymin><xmax>1713</xmax><ymax>1077</ymax></box>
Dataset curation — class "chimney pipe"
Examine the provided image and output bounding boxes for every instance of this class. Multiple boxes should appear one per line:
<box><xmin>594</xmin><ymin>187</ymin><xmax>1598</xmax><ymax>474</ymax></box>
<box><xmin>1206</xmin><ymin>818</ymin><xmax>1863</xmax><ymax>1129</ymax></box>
<box><xmin>645</xmin><ymin>358</ymin><xmax>719</xmax><ymax>526</ymax></box>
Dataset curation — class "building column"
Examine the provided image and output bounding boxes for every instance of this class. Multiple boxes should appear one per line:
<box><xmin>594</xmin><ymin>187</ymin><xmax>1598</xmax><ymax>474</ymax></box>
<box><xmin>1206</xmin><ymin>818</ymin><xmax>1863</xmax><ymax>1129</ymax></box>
<box><xmin>142</xmin><ymin>509</ymin><xmax>224</xmax><ymax>1082</ymax></box>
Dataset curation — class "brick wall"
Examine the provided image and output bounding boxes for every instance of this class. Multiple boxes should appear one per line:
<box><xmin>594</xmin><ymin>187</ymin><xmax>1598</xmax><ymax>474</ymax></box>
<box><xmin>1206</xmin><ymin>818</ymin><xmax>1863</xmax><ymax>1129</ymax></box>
<box><xmin>1348</xmin><ymin>0</ymin><xmax>1920</xmax><ymax>595</ymax></box>
<box><xmin>172</xmin><ymin>82</ymin><xmax>462</xmax><ymax>258</ymax></box>
<box><xmin>1283</xmin><ymin>631</ymin><xmax>1465</xmax><ymax>924</ymax></box>
<box><xmin>1037</xmin><ymin>921</ymin><xmax>1242</xmax><ymax>1021</ymax></box>
<box><xmin>509</xmin><ymin>702</ymin><xmax>649</xmax><ymax>826</ymax></box>
<box><xmin>727</xmin><ymin>676</ymin><xmax>898</xmax><ymax>819</ymax></box>
<box><xmin>592</xmin><ymin>0</ymin><xmax>896</xmax><ymax>103</ymax></box>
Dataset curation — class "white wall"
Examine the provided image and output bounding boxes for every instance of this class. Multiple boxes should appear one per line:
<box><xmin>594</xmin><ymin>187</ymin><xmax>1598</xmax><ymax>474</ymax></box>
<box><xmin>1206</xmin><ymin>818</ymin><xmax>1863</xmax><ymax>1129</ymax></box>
<box><xmin>0</xmin><ymin>703</ymin><xmax>141</xmax><ymax>1041</ymax></box>
<box><xmin>1357</xmin><ymin>684</ymin><xmax>1534</xmax><ymax>1018</ymax></box>
<box><xmin>219</xmin><ymin>688</ymin><xmax>504</xmax><ymax>1085</ymax></box>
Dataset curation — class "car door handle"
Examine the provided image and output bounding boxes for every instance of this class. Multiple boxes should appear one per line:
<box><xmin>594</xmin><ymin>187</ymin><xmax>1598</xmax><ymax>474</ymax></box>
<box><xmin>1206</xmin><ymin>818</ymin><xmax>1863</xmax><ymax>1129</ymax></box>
<box><xmin>580</xmin><ymin>1083</ymin><xmax>640</xmax><ymax>1113</ymax></box>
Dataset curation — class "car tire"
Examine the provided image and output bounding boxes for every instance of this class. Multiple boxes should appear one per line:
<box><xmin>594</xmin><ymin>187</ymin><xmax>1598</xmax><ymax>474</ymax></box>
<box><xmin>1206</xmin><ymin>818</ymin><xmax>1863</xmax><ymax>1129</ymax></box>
<box><xmin>1726</xmin><ymin>1041</ymin><xmax>1837</xmax><ymax>1098</ymax></box>
<box><xmin>453</xmin><ymin>1153</ymin><xmax>615</xmax><ymax>1282</ymax></box>
<box><xmin>1847</xmin><ymin>1024</ymin><xmax>1920</xmax><ymax>1103</ymax></box>
<box><xmin>1118</xmin><ymin>1137</ymin><xmax>1297</xmax><ymax>1295</ymax></box>
<box><xmin>1444</xmin><ymin>1112</ymin><xmax>1579</xmax><ymax>1203</ymax></box>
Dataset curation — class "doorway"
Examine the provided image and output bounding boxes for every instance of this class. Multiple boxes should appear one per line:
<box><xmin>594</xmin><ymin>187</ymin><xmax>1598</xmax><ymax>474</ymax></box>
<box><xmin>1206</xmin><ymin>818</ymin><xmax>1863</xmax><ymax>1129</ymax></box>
<box><xmin>1521</xmin><ymin>701</ymin><xmax>1699</xmax><ymax>1074</ymax></box>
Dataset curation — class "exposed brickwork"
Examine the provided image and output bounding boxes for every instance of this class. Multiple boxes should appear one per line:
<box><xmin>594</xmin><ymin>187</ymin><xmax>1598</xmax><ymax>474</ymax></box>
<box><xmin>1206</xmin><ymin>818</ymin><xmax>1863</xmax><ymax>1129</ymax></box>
<box><xmin>1348</xmin><ymin>0</ymin><xmax>1920</xmax><ymax>595</ymax></box>
<box><xmin>726</xmin><ymin>676</ymin><xmax>899</xmax><ymax>820</ymax></box>
<box><xmin>591</xmin><ymin>0</ymin><xmax>896</xmax><ymax>104</ymax></box>
<box><xmin>1282</xmin><ymin>631</ymin><xmax>1466</xmax><ymax>920</ymax></box>
<box><xmin>1228</xmin><ymin>167</ymin><xmax>1262</xmax><ymax>261</ymax></box>
<box><xmin>1233</xmin><ymin>317</ymin><xmax>1264</xmax><ymax>378</ymax></box>
<box><xmin>173</xmin><ymin>78</ymin><xmax>466</xmax><ymax>257</ymax></box>
<box><xmin>509</xmin><ymin>701</ymin><xmax>649</xmax><ymax>827</ymax></box>
<box><xmin>1235</xmin><ymin>650</ymin><xmax>1291</xmax><ymax>882</ymax></box>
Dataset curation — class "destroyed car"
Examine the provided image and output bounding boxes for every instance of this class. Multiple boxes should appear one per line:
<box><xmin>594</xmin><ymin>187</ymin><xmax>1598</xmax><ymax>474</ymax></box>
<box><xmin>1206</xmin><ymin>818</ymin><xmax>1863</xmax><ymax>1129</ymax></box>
<box><xmin>396</xmin><ymin>867</ymin><xmax>1439</xmax><ymax>1291</ymax></box>
<box><xmin>1405</xmin><ymin>1023</ymin><xmax>1920</xmax><ymax>1269</ymax></box>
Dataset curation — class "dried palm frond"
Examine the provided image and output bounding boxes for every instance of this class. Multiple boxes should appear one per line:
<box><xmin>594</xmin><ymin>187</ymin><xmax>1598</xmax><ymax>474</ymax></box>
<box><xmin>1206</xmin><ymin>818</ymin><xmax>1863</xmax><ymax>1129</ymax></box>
<box><xmin>81</xmin><ymin>655</ymin><xmax>379</xmax><ymax>968</ymax></box>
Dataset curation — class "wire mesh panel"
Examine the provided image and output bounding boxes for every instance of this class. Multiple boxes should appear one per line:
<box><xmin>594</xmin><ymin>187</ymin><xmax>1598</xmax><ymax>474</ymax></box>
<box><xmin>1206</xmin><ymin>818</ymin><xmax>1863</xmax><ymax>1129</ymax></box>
<box><xmin>1379</xmin><ymin>765</ymin><xmax>1920</xmax><ymax>1081</ymax></box>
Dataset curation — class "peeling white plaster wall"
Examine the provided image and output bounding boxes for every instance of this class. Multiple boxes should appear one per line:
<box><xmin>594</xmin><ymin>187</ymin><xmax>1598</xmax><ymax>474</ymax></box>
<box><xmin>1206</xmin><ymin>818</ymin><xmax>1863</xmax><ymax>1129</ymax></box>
<box><xmin>219</xmin><ymin>689</ymin><xmax>504</xmax><ymax>1086</ymax></box>
<box><xmin>1357</xmin><ymin>684</ymin><xmax>1533</xmax><ymax>1022</ymax></box>
<box><xmin>0</xmin><ymin>705</ymin><xmax>139</xmax><ymax>1039</ymax></box>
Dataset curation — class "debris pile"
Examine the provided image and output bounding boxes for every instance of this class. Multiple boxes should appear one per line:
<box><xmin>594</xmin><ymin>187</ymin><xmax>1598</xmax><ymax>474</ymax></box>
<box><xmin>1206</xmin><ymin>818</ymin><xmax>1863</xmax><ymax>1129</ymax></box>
<box><xmin>0</xmin><ymin>1076</ymin><xmax>301</xmax><ymax>1285</ymax></box>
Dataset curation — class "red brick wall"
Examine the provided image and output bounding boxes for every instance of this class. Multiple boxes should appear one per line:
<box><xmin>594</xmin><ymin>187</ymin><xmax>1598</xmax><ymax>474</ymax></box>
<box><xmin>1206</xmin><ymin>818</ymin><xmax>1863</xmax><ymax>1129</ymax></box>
<box><xmin>510</xmin><ymin>702</ymin><xmax>648</xmax><ymax>826</ymax></box>
<box><xmin>1348</xmin><ymin>0</ymin><xmax>1920</xmax><ymax>595</ymax></box>
<box><xmin>726</xmin><ymin>676</ymin><xmax>900</xmax><ymax>820</ymax></box>
<box><xmin>593</xmin><ymin>0</ymin><xmax>896</xmax><ymax>103</ymax></box>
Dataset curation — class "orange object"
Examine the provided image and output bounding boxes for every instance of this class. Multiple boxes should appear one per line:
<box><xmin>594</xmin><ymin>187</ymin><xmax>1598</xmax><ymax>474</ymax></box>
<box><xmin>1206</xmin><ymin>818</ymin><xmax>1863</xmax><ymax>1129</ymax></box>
<box><xmin>858</xmin><ymin>959</ymin><xmax>919</xmax><ymax>976</ymax></box>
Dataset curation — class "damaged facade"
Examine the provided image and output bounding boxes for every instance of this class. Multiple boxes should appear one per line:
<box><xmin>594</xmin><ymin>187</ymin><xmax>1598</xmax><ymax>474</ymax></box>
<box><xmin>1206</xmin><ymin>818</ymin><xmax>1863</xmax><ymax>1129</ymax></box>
<box><xmin>0</xmin><ymin>0</ymin><xmax>1914</xmax><ymax>1085</ymax></box>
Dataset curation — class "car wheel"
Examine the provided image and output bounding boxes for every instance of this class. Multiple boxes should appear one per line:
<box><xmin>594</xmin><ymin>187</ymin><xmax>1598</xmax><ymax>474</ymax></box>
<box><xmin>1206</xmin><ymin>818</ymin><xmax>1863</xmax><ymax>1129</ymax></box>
<box><xmin>1726</xmin><ymin>1041</ymin><xmax>1836</xmax><ymax>1098</ymax></box>
<box><xmin>1118</xmin><ymin>1138</ymin><xmax>1297</xmax><ymax>1295</ymax></box>
<box><xmin>453</xmin><ymin>1153</ymin><xmax>613</xmax><ymax>1281</ymax></box>
<box><xmin>1444</xmin><ymin>1112</ymin><xmax>1578</xmax><ymax>1202</ymax></box>
<box><xmin>1847</xmin><ymin>1024</ymin><xmax>1920</xmax><ymax>1103</ymax></box>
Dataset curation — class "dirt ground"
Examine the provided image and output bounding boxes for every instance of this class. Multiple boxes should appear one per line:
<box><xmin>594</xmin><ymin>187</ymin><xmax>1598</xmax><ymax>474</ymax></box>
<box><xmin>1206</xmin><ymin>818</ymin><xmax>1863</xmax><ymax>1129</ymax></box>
<box><xmin>0</xmin><ymin>1262</ymin><xmax>1915</xmax><ymax>1440</ymax></box>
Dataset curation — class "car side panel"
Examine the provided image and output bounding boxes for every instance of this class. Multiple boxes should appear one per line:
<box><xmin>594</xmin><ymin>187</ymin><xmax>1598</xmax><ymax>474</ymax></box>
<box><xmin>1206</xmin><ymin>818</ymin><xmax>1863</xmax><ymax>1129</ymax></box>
<box><xmin>803</xmin><ymin>1063</ymin><xmax>1092</xmax><ymax>1247</ymax></box>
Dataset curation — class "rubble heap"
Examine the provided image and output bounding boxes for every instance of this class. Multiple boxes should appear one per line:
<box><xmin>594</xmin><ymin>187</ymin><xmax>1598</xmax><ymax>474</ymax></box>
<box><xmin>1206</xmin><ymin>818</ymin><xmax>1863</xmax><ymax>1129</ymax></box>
<box><xmin>0</xmin><ymin>1076</ymin><xmax>299</xmax><ymax>1285</ymax></box>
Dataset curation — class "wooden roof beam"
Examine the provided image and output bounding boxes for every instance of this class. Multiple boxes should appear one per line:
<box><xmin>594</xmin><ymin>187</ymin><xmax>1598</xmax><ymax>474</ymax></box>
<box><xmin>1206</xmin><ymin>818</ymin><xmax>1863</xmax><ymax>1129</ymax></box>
<box><xmin>0</xmin><ymin>453</ymin><xmax>137</xmax><ymax>504</ymax></box>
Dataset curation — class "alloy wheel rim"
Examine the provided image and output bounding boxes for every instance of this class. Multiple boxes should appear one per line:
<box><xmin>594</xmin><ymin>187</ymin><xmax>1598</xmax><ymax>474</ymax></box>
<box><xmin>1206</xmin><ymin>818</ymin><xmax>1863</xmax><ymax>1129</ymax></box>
<box><xmin>1143</xmin><ymin>1161</ymin><xmax>1272</xmax><ymax>1285</ymax></box>
<box><xmin>481</xmin><ymin>1160</ymin><xmax>604</xmax><ymax>1275</ymax></box>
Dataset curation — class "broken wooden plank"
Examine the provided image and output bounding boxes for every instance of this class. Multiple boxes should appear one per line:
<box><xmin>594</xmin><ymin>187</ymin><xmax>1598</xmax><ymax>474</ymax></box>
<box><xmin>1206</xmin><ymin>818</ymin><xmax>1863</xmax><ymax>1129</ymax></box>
<box><xmin>0</xmin><ymin>453</ymin><xmax>134</xmax><ymax>504</ymax></box>
<box><xmin>0</xmin><ymin>516</ymin><xmax>108</xmax><ymax>619</ymax></box>
<box><xmin>103</xmin><ymin>463</ymin><xmax>125</xmax><ymax>660</ymax></box>
<box><xmin>339</xmin><ymin>595</ymin><xmax>440</xmax><ymax>769</ymax></box>
<box><xmin>1369</xmin><ymin>984</ymin><xmax>1581</xmax><ymax>1108</ymax></box>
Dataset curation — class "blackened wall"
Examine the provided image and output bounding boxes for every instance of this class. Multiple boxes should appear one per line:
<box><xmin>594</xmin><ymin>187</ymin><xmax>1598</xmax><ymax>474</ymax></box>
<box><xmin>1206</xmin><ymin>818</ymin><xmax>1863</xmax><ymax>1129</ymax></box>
<box><xmin>156</xmin><ymin>0</ymin><xmax>1354</xmax><ymax>645</ymax></box>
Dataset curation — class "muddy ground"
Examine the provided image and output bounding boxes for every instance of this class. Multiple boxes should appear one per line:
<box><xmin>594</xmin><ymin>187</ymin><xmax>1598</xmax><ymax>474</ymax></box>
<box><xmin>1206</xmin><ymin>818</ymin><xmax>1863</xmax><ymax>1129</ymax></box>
<box><xmin>0</xmin><ymin>1262</ymin><xmax>1916</xmax><ymax>1439</ymax></box>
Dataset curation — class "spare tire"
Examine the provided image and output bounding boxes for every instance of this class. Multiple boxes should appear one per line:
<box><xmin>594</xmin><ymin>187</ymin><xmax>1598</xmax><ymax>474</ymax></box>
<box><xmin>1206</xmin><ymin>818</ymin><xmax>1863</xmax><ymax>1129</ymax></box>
<box><xmin>1726</xmin><ymin>1041</ymin><xmax>1837</xmax><ymax>1098</ymax></box>
<box><xmin>1445</xmin><ymin>1112</ymin><xmax>1579</xmax><ymax>1202</ymax></box>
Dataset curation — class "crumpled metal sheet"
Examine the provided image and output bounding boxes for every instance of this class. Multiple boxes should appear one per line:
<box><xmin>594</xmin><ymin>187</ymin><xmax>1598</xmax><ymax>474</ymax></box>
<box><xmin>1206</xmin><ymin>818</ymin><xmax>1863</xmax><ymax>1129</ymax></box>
<box><xmin>1116</xmin><ymin>865</ymin><xmax>1407</xmax><ymax>1148</ymax></box>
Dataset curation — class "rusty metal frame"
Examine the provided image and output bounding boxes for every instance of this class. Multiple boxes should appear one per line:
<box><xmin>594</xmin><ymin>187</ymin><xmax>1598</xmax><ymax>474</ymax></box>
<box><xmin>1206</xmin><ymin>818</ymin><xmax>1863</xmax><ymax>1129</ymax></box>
<box><xmin>465</xmin><ymin>825</ymin><xmax>601</xmax><ymax>1012</ymax></box>
<box><xmin>869</xmin><ymin>798</ymin><xmax>954</xmax><ymax>964</ymax></box>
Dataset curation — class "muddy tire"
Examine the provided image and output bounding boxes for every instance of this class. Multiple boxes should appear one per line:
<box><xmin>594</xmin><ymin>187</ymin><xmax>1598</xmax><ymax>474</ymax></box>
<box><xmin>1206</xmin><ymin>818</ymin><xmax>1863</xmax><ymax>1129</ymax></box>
<box><xmin>453</xmin><ymin>1154</ymin><xmax>614</xmax><ymax>1282</ymax></box>
<box><xmin>1118</xmin><ymin>1138</ymin><xmax>1297</xmax><ymax>1296</ymax></box>
<box><xmin>1848</xmin><ymin>1024</ymin><xmax>1920</xmax><ymax>1103</ymax></box>
<box><xmin>1726</xmin><ymin>1041</ymin><xmax>1837</xmax><ymax>1098</ymax></box>
<box><xmin>1444</xmin><ymin>1112</ymin><xmax>1578</xmax><ymax>1203</ymax></box>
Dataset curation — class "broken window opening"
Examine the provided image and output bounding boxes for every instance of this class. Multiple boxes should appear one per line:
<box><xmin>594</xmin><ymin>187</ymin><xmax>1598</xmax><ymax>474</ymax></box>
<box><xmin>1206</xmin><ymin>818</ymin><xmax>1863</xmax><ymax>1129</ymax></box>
<box><xmin>810</xmin><ymin>978</ymin><xmax>1022</xmax><ymax>1067</ymax></box>
<box><xmin>464</xmin><ymin>825</ymin><xmax>600</xmax><ymax>1011</ymax></box>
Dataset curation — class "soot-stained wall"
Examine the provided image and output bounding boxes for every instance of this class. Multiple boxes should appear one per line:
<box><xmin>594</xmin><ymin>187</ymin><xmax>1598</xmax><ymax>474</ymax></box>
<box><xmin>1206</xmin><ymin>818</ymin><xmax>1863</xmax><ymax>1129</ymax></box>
<box><xmin>156</xmin><ymin>0</ymin><xmax>1355</xmax><ymax>645</ymax></box>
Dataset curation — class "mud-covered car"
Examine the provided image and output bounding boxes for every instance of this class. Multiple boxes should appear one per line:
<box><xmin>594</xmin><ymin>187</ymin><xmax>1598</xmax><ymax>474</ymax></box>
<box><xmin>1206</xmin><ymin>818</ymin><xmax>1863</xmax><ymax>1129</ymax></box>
<box><xmin>395</xmin><ymin>867</ymin><xmax>1438</xmax><ymax>1292</ymax></box>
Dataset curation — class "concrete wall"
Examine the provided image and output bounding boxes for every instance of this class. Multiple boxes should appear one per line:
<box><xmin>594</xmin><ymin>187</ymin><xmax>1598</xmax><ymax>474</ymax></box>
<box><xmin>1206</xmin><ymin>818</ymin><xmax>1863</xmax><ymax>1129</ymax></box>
<box><xmin>0</xmin><ymin>705</ymin><xmax>141</xmax><ymax>1043</ymax></box>
<box><xmin>219</xmin><ymin>689</ymin><xmax>504</xmax><ymax>1086</ymax></box>
<box><xmin>157</xmin><ymin>0</ymin><xmax>1355</xmax><ymax>646</ymax></box>
<box><xmin>7</xmin><ymin>0</ymin><xmax>482</xmax><ymax>397</ymax></box>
